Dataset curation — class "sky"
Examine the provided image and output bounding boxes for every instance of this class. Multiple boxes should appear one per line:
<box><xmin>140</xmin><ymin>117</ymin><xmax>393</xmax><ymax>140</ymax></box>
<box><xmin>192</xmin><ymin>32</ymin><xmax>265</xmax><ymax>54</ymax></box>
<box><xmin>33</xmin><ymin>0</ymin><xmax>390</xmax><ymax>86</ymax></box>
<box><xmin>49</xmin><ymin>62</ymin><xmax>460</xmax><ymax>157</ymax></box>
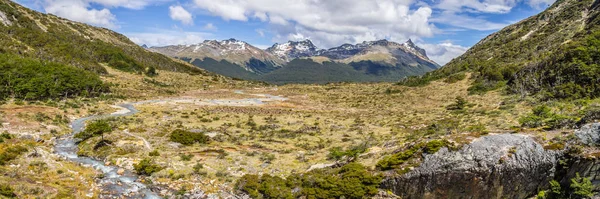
<box><xmin>16</xmin><ymin>0</ymin><xmax>555</xmax><ymax>65</ymax></box>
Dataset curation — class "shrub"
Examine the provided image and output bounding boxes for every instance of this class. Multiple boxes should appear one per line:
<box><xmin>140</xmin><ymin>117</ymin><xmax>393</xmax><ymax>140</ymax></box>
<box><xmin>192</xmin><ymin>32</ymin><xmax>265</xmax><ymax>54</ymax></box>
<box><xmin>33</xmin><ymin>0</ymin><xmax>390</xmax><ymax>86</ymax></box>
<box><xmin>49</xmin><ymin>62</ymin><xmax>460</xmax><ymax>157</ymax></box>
<box><xmin>0</xmin><ymin>145</ymin><xmax>28</xmax><ymax>165</ymax></box>
<box><xmin>0</xmin><ymin>184</ymin><xmax>15</xmax><ymax>198</ymax></box>
<box><xmin>236</xmin><ymin>163</ymin><xmax>381</xmax><ymax>199</ymax></box>
<box><xmin>444</xmin><ymin>72</ymin><xmax>466</xmax><ymax>83</ymax></box>
<box><xmin>446</xmin><ymin>97</ymin><xmax>468</xmax><ymax>110</ymax></box>
<box><xmin>133</xmin><ymin>158</ymin><xmax>163</xmax><ymax>176</ymax></box>
<box><xmin>149</xmin><ymin>150</ymin><xmax>160</xmax><ymax>156</ymax></box>
<box><xmin>169</xmin><ymin>129</ymin><xmax>210</xmax><ymax>146</ymax></box>
<box><xmin>570</xmin><ymin>173</ymin><xmax>594</xmax><ymax>198</ymax></box>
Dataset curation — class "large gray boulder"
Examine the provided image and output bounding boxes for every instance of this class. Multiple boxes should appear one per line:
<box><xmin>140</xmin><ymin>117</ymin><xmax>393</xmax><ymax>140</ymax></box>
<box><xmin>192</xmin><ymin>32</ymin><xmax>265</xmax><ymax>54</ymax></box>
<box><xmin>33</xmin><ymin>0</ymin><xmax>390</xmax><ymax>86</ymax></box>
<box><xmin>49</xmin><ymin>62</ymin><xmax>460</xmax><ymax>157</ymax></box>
<box><xmin>381</xmin><ymin>134</ymin><xmax>559</xmax><ymax>199</ymax></box>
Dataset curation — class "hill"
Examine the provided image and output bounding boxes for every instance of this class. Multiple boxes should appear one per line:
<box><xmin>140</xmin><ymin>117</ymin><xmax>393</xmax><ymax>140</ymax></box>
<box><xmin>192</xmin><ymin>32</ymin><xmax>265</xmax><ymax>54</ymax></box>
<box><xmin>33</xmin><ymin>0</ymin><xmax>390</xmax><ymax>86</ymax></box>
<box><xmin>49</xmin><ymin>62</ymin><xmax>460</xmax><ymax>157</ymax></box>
<box><xmin>406</xmin><ymin>0</ymin><xmax>600</xmax><ymax>100</ymax></box>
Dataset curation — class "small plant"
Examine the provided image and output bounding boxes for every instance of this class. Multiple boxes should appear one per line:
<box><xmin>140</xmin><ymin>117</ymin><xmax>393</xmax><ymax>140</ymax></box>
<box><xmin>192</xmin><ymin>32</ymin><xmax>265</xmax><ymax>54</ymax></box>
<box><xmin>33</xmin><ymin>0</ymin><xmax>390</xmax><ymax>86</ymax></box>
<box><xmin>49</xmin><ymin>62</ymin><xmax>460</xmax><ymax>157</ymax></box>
<box><xmin>0</xmin><ymin>184</ymin><xmax>16</xmax><ymax>197</ymax></box>
<box><xmin>149</xmin><ymin>150</ymin><xmax>160</xmax><ymax>156</ymax></box>
<box><xmin>180</xmin><ymin>154</ymin><xmax>193</xmax><ymax>161</ymax></box>
<box><xmin>446</xmin><ymin>97</ymin><xmax>468</xmax><ymax>111</ymax></box>
<box><xmin>570</xmin><ymin>173</ymin><xmax>594</xmax><ymax>198</ymax></box>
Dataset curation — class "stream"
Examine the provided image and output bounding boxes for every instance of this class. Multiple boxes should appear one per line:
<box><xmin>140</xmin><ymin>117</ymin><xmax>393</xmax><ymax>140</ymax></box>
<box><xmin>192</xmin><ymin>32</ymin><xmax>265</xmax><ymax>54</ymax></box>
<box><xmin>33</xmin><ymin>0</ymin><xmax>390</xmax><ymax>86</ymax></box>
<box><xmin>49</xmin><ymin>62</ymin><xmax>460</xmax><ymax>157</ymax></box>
<box><xmin>53</xmin><ymin>91</ymin><xmax>287</xmax><ymax>198</ymax></box>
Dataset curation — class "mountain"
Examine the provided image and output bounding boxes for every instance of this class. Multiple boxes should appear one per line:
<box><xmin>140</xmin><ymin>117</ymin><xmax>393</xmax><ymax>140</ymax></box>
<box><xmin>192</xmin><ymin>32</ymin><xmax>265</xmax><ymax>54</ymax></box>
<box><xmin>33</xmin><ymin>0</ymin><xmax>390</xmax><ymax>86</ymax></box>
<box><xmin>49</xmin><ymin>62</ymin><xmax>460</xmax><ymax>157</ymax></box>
<box><xmin>149</xmin><ymin>39</ymin><xmax>285</xmax><ymax>74</ymax></box>
<box><xmin>408</xmin><ymin>0</ymin><xmax>600</xmax><ymax>99</ymax></box>
<box><xmin>152</xmin><ymin>37</ymin><xmax>440</xmax><ymax>84</ymax></box>
<box><xmin>266</xmin><ymin>39</ymin><xmax>320</xmax><ymax>61</ymax></box>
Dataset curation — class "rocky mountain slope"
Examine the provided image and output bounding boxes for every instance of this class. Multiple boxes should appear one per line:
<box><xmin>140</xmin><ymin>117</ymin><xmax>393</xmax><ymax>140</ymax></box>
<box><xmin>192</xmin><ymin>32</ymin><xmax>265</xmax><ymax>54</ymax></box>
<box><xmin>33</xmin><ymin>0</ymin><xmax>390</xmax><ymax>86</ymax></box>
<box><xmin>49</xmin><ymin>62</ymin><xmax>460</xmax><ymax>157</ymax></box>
<box><xmin>152</xmin><ymin>38</ymin><xmax>440</xmax><ymax>84</ymax></box>
<box><xmin>149</xmin><ymin>39</ymin><xmax>285</xmax><ymax>74</ymax></box>
<box><xmin>266</xmin><ymin>39</ymin><xmax>320</xmax><ymax>61</ymax></box>
<box><xmin>409</xmin><ymin>0</ymin><xmax>600</xmax><ymax>99</ymax></box>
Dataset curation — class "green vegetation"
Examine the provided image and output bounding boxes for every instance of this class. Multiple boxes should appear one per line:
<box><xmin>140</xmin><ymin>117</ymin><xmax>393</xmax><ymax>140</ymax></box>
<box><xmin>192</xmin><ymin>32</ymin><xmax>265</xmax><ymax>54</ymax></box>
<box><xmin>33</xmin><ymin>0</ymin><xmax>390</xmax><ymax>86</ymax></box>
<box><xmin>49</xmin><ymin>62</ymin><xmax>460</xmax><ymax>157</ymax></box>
<box><xmin>0</xmin><ymin>145</ymin><xmax>27</xmax><ymax>166</ymax></box>
<box><xmin>236</xmin><ymin>163</ymin><xmax>382</xmax><ymax>199</ymax></box>
<box><xmin>75</xmin><ymin>120</ymin><xmax>113</xmax><ymax>141</ymax></box>
<box><xmin>519</xmin><ymin>105</ymin><xmax>577</xmax><ymax>129</ymax></box>
<box><xmin>133</xmin><ymin>158</ymin><xmax>163</xmax><ymax>176</ymax></box>
<box><xmin>377</xmin><ymin>140</ymin><xmax>454</xmax><ymax>170</ymax></box>
<box><xmin>446</xmin><ymin>97</ymin><xmax>469</xmax><ymax>110</ymax></box>
<box><xmin>397</xmin><ymin>0</ymin><xmax>600</xmax><ymax>101</ymax></box>
<box><xmin>327</xmin><ymin>144</ymin><xmax>368</xmax><ymax>162</ymax></box>
<box><xmin>0</xmin><ymin>54</ymin><xmax>108</xmax><ymax>100</ymax></box>
<box><xmin>0</xmin><ymin>0</ymin><xmax>204</xmax><ymax>75</ymax></box>
<box><xmin>169</xmin><ymin>129</ymin><xmax>210</xmax><ymax>146</ymax></box>
<box><xmin>538</xmin><ymin>173</ymin><xmax>594</xmax><ymax>199</ymax></box>
<box><xmin>0</xmin><ymin>184</ymin><xmax>16</xmax><ymax>198</ymax></box>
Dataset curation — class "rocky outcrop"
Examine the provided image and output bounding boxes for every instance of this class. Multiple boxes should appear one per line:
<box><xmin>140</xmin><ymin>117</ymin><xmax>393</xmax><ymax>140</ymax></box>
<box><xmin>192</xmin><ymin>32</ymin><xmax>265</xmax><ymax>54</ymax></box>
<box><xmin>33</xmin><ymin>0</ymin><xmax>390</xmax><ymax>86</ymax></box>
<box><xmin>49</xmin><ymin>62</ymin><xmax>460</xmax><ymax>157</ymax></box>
<box><xmin>381</xmin><ymin>134</ymin><xmax>560</xmax><ymax>199</ymax></box>
<box><xmin>575</xmin><ymin>123</ymin><xmax>600</xmax><ymax>146</ymax></box>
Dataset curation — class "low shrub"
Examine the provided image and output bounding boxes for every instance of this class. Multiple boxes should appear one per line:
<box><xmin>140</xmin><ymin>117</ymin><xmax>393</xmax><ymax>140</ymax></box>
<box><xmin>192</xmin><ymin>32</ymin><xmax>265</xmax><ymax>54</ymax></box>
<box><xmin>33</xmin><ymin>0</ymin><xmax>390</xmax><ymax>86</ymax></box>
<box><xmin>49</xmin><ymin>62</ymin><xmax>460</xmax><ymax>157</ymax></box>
<box><xmin>133</xmin><ymin>158</ymin><xmax>163</xmax><ymax>176</ymax></box>
<box><xmin>169</xmin><ymin>129</ymin><xmax>210</xmax><ymax>146</ymax></box>
<box><xmin>236</xmin><ymin>163</ymin><xmax>381</xmax><ymax>199</ymax></box>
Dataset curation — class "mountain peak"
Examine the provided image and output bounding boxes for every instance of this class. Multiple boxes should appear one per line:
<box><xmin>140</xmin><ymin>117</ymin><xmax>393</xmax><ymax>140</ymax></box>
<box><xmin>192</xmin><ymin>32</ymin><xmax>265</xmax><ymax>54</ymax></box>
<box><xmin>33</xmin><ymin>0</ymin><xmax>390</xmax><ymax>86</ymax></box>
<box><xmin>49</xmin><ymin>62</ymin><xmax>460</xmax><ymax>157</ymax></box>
<box><xmin>266</xmin><ymin>39</ymin><xmax>320</xmax><ymax>61</ymax></box>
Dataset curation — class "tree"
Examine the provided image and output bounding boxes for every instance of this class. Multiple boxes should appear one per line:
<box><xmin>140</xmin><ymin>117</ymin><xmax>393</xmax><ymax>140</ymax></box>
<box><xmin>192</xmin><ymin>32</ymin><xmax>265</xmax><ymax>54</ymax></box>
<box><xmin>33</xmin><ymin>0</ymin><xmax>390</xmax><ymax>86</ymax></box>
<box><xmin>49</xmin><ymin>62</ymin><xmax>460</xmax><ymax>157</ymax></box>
<box><xmin>85</xmin><ymin>120</ymin><xmax>112</xmax><ymax>141</ymax></box>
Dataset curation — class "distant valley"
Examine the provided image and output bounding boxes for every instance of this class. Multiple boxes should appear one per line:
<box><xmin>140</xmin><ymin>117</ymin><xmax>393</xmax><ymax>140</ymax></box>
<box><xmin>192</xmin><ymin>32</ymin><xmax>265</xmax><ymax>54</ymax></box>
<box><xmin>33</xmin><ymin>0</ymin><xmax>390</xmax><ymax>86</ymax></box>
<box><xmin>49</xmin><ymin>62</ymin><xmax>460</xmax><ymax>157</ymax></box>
<box><xmin>148</xmin><ymin>39</ymin><xmax>440</xmax><ymax>84</ymax></box>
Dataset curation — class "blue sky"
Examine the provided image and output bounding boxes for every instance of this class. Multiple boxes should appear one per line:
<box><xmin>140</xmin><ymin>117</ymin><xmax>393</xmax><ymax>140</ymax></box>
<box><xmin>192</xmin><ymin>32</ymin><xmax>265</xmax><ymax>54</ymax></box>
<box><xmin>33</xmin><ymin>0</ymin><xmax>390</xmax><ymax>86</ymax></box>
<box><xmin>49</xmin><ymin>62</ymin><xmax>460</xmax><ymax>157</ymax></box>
<box><xmin>15</xmin><ymin>0</ymin><xmax>555</xmax><ymax>65</ymax></box>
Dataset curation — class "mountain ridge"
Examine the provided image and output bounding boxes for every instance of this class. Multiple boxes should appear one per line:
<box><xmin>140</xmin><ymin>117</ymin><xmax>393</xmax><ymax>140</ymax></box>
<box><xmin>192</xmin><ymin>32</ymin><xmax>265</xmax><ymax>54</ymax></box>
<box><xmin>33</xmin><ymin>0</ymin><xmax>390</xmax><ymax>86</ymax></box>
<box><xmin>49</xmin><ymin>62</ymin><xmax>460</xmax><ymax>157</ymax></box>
<box><xmin>149</xmin><ymin>38</ymin><xmax>440</xmax><ymax>84</ymax></box>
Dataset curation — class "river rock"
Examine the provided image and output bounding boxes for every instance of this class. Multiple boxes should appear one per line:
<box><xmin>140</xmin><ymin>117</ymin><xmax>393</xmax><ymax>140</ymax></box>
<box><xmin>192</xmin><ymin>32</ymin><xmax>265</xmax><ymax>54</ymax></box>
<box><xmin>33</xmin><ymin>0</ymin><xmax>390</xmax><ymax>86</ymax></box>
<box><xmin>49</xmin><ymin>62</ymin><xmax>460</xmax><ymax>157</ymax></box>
<box><xmin>381</xmin><ymin>134</ymin><xmax>559</xmax><ymax>199</ymax></box>
<box><xmin>117</xmin><ymin>169</ymin><xmax>125</xmax><ymax>175</ymax></box>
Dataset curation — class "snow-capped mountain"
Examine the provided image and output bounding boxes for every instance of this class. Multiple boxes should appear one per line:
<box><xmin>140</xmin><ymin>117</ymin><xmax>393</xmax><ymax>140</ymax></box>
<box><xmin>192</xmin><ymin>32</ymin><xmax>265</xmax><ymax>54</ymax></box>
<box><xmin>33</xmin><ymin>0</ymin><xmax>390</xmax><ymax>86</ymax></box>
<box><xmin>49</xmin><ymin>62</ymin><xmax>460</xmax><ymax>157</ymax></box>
<box><xmin>266</xmin><ymin>39</ymin><xmax>320</xmax><ymax>61</ymax></box>
<box><xmin>319</xmin><ymin>39</ymin><xmax>437</xmax><ymax>66</ymax></box>
<box><xmin>148</xmin><ymin>39</ymin><xmax>285</xmax><ymax>74</ymax></box>
<box><xmin>149</xmin><ymin>38</ymin><xmax>439</xmax><ymax>82</ymax></box>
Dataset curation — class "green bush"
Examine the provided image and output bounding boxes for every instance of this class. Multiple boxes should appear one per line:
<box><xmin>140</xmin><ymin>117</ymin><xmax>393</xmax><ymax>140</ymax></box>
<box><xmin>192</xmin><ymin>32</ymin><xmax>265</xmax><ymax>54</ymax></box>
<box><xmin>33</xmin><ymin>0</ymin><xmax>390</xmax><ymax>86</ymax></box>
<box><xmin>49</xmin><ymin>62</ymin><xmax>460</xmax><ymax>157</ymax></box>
<box><xmin>169</xmin><ymin>129</ymin><xmax>210</xmax><ymax>146</ymax></box>
<box><xmin>570</xmin><ymin>173</ymin><xmax>594</xmax><ymax>198</ymax></box>
<box><xmin>444</xmin><ymin>72</ymin><xmax>466</xmax><ymax>83</ymax></box>
<box><xmin>149</xmin><ymin>150</ymin><xmax>160</xmax><ymax>156</ymax></box>
<box><xmin>446</xmin><ymin>97</ymin><xmax>469</xmax><ymax>110</ymax></box>
<box><xmin>236</xmin><ymin>163</ymin><xmax>382</xmax><ymax>199</ymax></box>
<box><xmin>0</xmin><ymin>184</ymin><xmax>16</xmax><ymax>198</ymax></box>
<box><xmin>519</xmin><ymin>105</ymin><xmax>577</xmax><ymax>129</ymax></box>
<box><xmin>133</xmin><ymin>158</ymin><xmax>163</xmax><ymax>176</ymax></box>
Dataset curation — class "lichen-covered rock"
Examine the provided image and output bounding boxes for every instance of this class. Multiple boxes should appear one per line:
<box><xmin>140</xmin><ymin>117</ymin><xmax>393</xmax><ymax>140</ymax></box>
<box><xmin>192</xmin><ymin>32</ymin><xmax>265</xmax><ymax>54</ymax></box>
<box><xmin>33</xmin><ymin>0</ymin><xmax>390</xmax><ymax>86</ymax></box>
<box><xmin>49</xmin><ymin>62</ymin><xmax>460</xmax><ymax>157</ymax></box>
<box><xmin>575</xmin><ymin>123</ymin><xmax>600</xmax><ymax>146</ymax></box>
<box><xmin>381</xmin><ymin>134</ymin><xmax>559</xmax><ymax>199</ymax></box>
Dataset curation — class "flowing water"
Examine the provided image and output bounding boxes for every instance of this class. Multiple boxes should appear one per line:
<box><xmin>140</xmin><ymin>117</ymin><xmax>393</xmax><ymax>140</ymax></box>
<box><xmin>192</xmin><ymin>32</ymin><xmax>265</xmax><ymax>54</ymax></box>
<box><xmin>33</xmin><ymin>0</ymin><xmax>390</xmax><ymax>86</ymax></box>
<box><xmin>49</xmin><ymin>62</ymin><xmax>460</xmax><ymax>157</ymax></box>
<box><xmin>53</xmin><ymin>92</ymin><xmax>287</xmax><ymax>198</ymax></box>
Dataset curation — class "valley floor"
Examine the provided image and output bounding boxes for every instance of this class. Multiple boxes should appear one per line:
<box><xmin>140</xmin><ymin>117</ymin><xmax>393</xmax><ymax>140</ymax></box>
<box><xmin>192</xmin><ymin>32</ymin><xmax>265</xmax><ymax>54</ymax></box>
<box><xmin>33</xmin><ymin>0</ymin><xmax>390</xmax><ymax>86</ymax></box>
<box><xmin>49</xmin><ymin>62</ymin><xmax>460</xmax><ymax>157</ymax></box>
<box><xmin>1</xmin><ymin>68</ymin><xmax>597</xmax><ymax>198</ymax></box>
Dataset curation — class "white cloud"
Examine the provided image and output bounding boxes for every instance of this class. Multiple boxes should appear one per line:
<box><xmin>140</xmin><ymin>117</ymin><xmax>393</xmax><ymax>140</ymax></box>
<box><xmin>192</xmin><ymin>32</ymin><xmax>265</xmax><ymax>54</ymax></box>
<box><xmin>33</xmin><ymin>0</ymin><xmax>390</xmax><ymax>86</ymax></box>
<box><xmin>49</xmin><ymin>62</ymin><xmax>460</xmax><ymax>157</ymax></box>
<box><xmin>44</xmin><ymin>0</ymin><xmax>117</xmax><ymax>28</ymax></box>
<box><xmin>432</xmin><ymin>11</ymin><xmax>510</xmax><ymax>31</ymax></box>
<box><xmin>169</xmin><ymin>5</ymin><xmax>193</xmax><ymax>25</ymax></box>
<box><xmin>419</xmin><ymin>42</ymin><xmax>469</xmax><ymax>66</ymax></box>
<box><xmin>40</xmin><ymin>0</ymin><xmax>169</xmax><ymax>28</ymax></box>
<box><xmin>126</xmin><ymin>29</ymin><xmax>212</xmax><ymax>47</ymax></box>
<box><xmin>192</xmin><ymin>0</ymin><xmax>435</xmax><ymax>48</ymax></box>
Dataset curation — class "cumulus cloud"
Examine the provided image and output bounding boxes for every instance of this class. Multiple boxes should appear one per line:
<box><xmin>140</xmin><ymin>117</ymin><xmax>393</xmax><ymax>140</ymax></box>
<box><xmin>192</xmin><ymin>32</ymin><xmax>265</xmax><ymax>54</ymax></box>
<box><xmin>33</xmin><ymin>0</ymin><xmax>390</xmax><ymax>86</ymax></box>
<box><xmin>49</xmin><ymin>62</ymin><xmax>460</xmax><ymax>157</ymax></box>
<box><xmin>44</xmin><ymin>0</ymin><xmax>117</xmax><ymax>28</ymax></box>
<box><xmin>169</xmin><ymin>5</ymin><xmax>193</xmax><ymax>25</ymax></box>
<box><xmin>192</xmin><ymin>0</ymin><xmax>435</xmax><ymax>48</ymax></box>
<box><xmin>126</xmin><ymin>29</ymin><xmax>212</xmax><ymax>47</ymax></box>
<box><xmin>418</xmin><ymin>42</ymin><xmax>469</xmax><ymax>66</ymax></box>
<box><xmin>40</xmin><ymin>0</ymin><xmax>167</xmax><ymax>28</ymax></box>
